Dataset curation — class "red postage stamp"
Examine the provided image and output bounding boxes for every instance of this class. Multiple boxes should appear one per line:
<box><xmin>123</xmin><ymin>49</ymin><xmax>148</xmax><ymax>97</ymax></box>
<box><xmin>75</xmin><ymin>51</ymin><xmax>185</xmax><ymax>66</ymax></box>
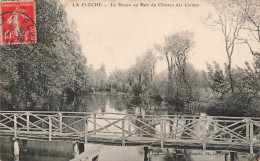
<box><xmin>0</xmin><ymin>1</ymin><xmax>36</xmax><ymax>45</ymax></box>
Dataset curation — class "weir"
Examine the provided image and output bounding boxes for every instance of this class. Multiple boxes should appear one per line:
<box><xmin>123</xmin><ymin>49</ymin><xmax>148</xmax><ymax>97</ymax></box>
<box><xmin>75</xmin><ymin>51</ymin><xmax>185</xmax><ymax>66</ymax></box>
<box><xmin>0</xmin><ymin>111</ymin><xmax>260</xmax><ymax>160</ymax></box>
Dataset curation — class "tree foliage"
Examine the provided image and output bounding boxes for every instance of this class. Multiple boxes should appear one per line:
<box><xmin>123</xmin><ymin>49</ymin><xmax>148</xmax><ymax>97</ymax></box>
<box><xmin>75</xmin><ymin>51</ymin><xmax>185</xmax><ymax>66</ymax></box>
<box><xmin>155</xmin><ymin>31</ymin><xmax>196</xmax><ymax>108</ymax></box>
<box><xmin>203</xmin><ymin>0</ymin><xmax>260</xmax><ymax>117</ymax></box>
<box><xmin>0</xmin><ymin>0</ymin><xmax>88</xmax><ymax>110</ymax></box>
<box><xmin>206</xmin><ymin>63</ymin><xmax>260</xmax><ymax>116</ymax></box>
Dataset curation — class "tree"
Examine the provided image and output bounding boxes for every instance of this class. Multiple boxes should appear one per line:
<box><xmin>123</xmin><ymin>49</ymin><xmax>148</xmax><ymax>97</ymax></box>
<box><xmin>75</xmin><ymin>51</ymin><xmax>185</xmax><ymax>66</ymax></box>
<box><xmin>235</xmin><ymin>0</ymin><xmax>260</xmax><ymax>46</ymax></box>
<box><xmin>155</xmin><ymin>31</ymin><xmax>195</xmax><ymax>104</ymax></box>
<box><xmin>0</xmin><ymin>0</ymin><xmax>88</xmax><ymax>110</ymax></box>
<box><xmin>204</xmin><ymin>0</ymin><xmax>260</xmax><ymax>117</ymax></box>
<box><xmin>95</xmin><ymin>63</ymin><xmax>107</xmax><ymax>91</ymax></box>
<box><xmin>206</xmin><ymin>64</ymin><xmax>260</xmax><ymax>116</ymax></box>
<box><xmin>235</xmin><ymin>0</ymin><xmax>260</xmax><ymax>74</ymax></box>
<box><xmin>108</xmin><ymin>68</ymin><xmax>131</xmax><ymax>93</ymax></box>
<box><xmin>131</xmin><ymin>49</ymin><xmax>158</xmax><ymax>98</ymax></box>
<box><xmin>206</xmin><ymin>0</ymin><xmax>245</xmax><ymax>93</ymax></box>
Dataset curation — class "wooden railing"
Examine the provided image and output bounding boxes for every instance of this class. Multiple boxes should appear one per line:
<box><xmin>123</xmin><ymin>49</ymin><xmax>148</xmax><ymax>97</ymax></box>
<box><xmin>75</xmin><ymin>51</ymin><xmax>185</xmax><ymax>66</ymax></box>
<box><xmin>0</xmin><ymin>111</ymin><xmax>259</xmax><ymax>153</ymax></box>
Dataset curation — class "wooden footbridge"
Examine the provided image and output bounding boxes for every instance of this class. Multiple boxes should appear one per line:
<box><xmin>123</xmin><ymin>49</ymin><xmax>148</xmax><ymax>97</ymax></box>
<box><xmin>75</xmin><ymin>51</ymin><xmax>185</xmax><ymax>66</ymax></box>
<box><xmin>0</xmin><ymin>111</ymin><xmax>260</xmax><ymax>153</ymax></box>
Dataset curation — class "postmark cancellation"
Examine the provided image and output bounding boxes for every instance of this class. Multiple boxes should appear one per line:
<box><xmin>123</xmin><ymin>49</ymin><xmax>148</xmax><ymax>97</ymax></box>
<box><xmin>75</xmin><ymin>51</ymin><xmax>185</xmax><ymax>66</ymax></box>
<box><xmin>0</xmin><ymin>1</ymin><xmax>36</xmax><ymax>45</ymax></box>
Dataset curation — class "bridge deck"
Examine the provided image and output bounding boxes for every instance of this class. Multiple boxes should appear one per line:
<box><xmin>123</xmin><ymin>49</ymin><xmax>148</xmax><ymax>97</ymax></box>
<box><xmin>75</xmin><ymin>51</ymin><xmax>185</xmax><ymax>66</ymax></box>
<box><xmin>0</xmin><ymin>111</ymin><xmax>259</xmax><ymax>153</ymax></box>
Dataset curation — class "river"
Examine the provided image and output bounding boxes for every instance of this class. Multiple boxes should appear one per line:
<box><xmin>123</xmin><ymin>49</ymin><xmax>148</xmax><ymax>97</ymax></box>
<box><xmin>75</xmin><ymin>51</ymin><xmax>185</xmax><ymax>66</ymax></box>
<box><xmin>82</xmin><ymin>95</ymin><xmax>224</xmax><ymax>161</ymax></box>
<box><xmin>0</xmin><ymin>95</ymin><xmax>257</xmax><ymax>161</ymax></box>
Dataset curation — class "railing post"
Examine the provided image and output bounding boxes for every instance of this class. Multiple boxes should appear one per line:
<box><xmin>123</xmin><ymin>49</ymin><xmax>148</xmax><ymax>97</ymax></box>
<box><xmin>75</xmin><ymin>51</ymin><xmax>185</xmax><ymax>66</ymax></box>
<box><xmin>26</xmin><ymin>112</ymin><xmax>29</xmax><ymax>132</ymax></box>
<box><xmin>49</xmin><ymin>116</ymin><xmax>52</xmax><ymax>141</ymax></box>
<box><xmin>73</xmin><ymin>141</ymin><xmax>79</xmax><ymax>157</ymax></box>
<box><xmin>144</xmin><ymin>146</ymin><xmax>149</xmax><ymax>160</ymax></box>
<box><xmin>160</xmin><ymin>119</ymin><xmax>164</xmax><ymax>148</ymax></box>
<box><xmin>163</xmin><ymin>119</ymin><xmax>166</xmax><ymax>138</ymax></box>
<box><xmin>246</xmin><ymin>118</ymin><xmax>249</xmax><ymax>141</ymax></box>
<box><xmin>122</xmin><ymin>119</ymin><xmax>125</xmax><ymax>146</ymax></box>
<box><xmin>94</xmin><ymin>113</ymin><xmax>96</xmax><ymax>135</ymax></box>
<box><xmin>59</xmin><ymin>113</ymin><xmax>62</xmax><ymax>133</ymax></box>
<box><xmin>230</xmin><ymin>152</ymin><xmax>235</xmax><ymax>161</ymax></box>
<box><xmin>202</xmin><ymin>117</ymin><xmax>206</xmax><ymax>151</ymax></box>
<box><xmin>128</xmin><ymin>115</ymin><xmax>132</xmax><ymax>136</ymax></box>
<box><xmin>85</xmin><ymin>117</ymin><xmax>88</xmax><ymax>143</ymax></box>
<box><xmin>175</xmin><ymin>116</ymin><xmax>178</xmax><ymax>139</ymax></box>
<box><xmin>250</xmin><ymin>120</ymin><xmax>253</xmax><ymax>154</ymax></box>
<box><xmin>13</xmin><ymin>138</ymin><xmax>19</xmax><ymax>156</ymax></box>
<box><xmin>14</xmin><ymin>114</ymin><xmax>17</xmax><ymax>138</ymax></box>
<box><xmin>224</xmin><ymin>152</ymin><xmax>228</xmax><ymax>161</ymax></box>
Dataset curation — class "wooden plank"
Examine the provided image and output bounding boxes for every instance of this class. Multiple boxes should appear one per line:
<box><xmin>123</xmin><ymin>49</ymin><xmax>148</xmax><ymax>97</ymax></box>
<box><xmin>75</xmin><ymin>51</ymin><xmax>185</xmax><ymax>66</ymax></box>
<box><xmin>25</xmin><ymin>115</ymin><xmax>49</xmax><ymax>130</ymax></box>
<box><xmin>16</xmin><ymin>114</ymin><xmax>36</xmax><ymax>130</ymax></box>
<box><xmin>95</xmin><ymin>115</ymin><xmax>128</xmax><ymax>133</ymax></box>
<box><xmin>131</xmin><ymin>116</ymin><xmax>158</xmax><ymax>132</ymax></box>
<box><xmin>0</xmin><ymin>114</ymin><xmax>14</xmax><ymax>124</ymax></box>
<box><xmin>125</xmin><ymin>122</ymin><xmax>159</xmax><ymax>139</ymax></box>
<box><xmin>94</xmin><ymin>113</ymin><xmax>96</xmax><ymax>135</ymax></box>
<box><xmin>59</xmin><ymin>113</ymin><xmax>62</xmax><ymax>133</ymax></box>
<box><xmin>210</xmin><ymin>122</ymin><xmax>247</xmax><ymax>142</ymax></box>
<box><xmin>1</xmin><ymin>113</ymin><xmax>27</xmax><ymax>129</ymax></box>
<box><xmin>52</xmin><ymin>117</ymin><xmax>83</xmax><ymax>134</ymax></box>
<box><xmin>49</xmin><ymin>116</ymin><xmax>52</xmax><ymax>141</ymax></box>
<box><xmin>70</xmin><ymin>144</ymin><xmax>102</xmax><ymax>161</ymax></box>
<box><xmin>14</xmin><ymin>114</ymin><xmax>17</xmax><ymax>138</ymax></box>
<box><xmin>92</xmin><ymin>118</ymin><xmax>125</xmax><ymax>134</ymax></box>
<box><xmin>26</xmin><ymin>112</ymin><xmax>30</xmax><ymax>132</ymax></box>
<box><xmin>17</xmin><ymin>114</ymin><xmax>48</xmax><ymax>132</ymax></box>
<box><xmin>250</xmin><ymin>121</ymin><xmax>253</xmax><ymax>154</ymax></box>
<box><xmin>166</xmin><ymin>119</ymin><xmax>200</xmax><ymax>138</ymax></box>
<box><xmin>160</xmin><ymin>119</ymin><xmax>164</xmax><ymax>148</ymax></box>
<box><xmin>0</xmin><ymin>122</ymin><xmax>15</xmax><ymax>131</ymax></box>
<box><xmin>122</xmin><ymin>120</ymin><xmax>125</xmax><ymax>146</ymax></box>
<box><xmin>203</xmin><ymin>119</ymin><xmax>206</xmax><ymax>151</ymax></box>
<box><xmin>0</xmin><ymin>111</ymin><xmax>259</xmax><ymax>153</ymax></box>
<box><xmin>128</xmin><ymin>115</ymin><xmax>132</xmax><ymax>136</ymax></box>
<box><xmin>252</xmin><ymin>121</ymin><xmax>260</xmax><ymax>128</ymax></box>
<box><xmin>31</xmin><ymin>114</ymin><xmax>59</xmax><ymax>130</ymax></box>
<box><xmin>163</xmin><ymin>119</ymin><xmax>166</xmax><ymax>136</ymax></box>
<box><xmin>85</xmin><ymin>118</ymin><xmax>88</xmax><ymax>143</ymax></box>
<box><xmin>88</xmin><ymin>119</ymin><xmax>120</xmax><ymax>136</ymax></box>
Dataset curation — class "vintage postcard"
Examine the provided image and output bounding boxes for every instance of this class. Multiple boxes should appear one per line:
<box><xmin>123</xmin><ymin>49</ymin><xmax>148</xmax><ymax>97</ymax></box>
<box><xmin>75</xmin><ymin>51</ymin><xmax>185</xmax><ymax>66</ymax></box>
<box><xmin>0</xmin><ymin>0</ymin><xmax>259</xmax><ymax>161</ymax></box>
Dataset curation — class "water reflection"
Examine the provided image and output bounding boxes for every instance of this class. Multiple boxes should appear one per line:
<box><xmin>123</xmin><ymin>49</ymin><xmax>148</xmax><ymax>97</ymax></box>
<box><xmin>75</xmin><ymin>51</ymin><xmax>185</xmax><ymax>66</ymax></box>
<box><xmin>97</xmin><ymin>146</ymin><xmax>227</xmax><ymax>161</ymax></box>
<box><xmin>71</xmin><ymin>95</ymin><xmax>259</xmax><ymax>161</ymax></box>
<box><xmin>0</xmin><ymin>95</ymin><xmax>258</xmax><ymax>161</ymax></box>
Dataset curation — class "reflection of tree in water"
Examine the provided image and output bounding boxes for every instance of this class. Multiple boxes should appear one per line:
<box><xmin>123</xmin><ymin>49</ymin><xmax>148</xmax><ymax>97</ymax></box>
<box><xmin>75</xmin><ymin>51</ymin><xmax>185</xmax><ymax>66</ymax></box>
<box><xmin>128</xmin><ymin>96</ymin><xmax>199</xmax><ymax>116</ymax></box>
<box><xmin>89</xmin><ymin>95</ymin><xmax>107</xmax><ymax>113</ymax></box>
<box><xmin>59</xmin><ymin>94</ymin><xmax>105</xmax><ymax>112</ymax></box>
<box><xmin>126</xmin><ymin>97</ymin><xmax>142</xmax><ymax>107</ymax></box>
<box><xmin>163</xmin><ymin>149</ymin><xmax>190</xmax><ymax>161</ymax></box>
<box><xmin>70</xmin><ymin>95</ymin><xmax>134</xmax><ymax>113</ymax></box>
<box><xmin>139</xmin><ymin>148</ymin><xmax>192</xmax><ymax>161</ymax></box>
<box><xmin>73</xmin><ymin>95</ymin><xmax>191</xmax><ymax>116</ymax></box>
<box><xmin>125</xmin><ymin>97</ymin><xmax>169</xmax><ymax>115</ymax></box>
<box><xmin>60</xmin><ymin>95</ymin><xmax>202</xmax><ymax>141</ymax></box>
<box><xmin>111</xmin><ymin>96</ymin><xmax>128</xmax><ymax>112</ymax></box>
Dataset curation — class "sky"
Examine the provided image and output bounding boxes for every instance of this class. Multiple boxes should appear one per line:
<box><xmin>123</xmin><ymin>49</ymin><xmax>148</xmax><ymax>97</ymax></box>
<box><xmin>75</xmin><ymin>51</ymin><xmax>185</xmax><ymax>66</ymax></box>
<box><xmin>64</xmin><ymin>0</ymin><xmax>254</xmax><ymax>75</ymax></box>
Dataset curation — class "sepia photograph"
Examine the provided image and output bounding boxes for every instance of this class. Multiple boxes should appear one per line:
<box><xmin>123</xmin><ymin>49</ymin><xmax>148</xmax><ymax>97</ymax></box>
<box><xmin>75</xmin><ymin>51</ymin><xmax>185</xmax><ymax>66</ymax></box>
<box><xmin>0</xmin><ymin>0</ymin><xmax>259</xmax><ymax>161</ymax></box>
